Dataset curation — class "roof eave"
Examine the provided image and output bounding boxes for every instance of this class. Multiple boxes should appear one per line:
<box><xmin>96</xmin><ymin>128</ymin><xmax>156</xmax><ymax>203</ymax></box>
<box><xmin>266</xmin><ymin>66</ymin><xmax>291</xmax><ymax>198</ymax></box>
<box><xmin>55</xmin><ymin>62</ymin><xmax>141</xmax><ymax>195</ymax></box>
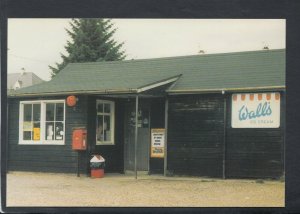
<box><xmin>7</xmin><ymin>89</ymin><xmax>139</xmax><ymax>98</ymax></box>
<box><xmin>8</xmin><ymin>75</ymin><xmax>183</xmax><ymax>98</ymax></box>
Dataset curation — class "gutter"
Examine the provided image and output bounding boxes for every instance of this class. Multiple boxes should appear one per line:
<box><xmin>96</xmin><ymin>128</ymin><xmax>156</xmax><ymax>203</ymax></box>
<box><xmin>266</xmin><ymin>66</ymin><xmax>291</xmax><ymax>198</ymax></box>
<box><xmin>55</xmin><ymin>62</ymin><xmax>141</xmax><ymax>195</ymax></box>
<box><xmin>8</xmin><ymin>85</ymin><xmax>285</xmax><ymax>98</ymax></box>
<box><xmin>166</xmin><ymin>85</ymin><xmax>286</xmax><ymax>95</ymax></box>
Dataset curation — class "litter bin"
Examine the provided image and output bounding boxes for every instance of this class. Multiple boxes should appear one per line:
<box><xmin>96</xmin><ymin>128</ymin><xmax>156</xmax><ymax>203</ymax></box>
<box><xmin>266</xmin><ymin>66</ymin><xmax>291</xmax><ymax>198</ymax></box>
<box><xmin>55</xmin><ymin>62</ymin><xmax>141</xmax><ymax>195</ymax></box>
<box><xmin>90</xmin><ymin>155</ymin><xmax>105</xmax><ymax>178</ymax></box>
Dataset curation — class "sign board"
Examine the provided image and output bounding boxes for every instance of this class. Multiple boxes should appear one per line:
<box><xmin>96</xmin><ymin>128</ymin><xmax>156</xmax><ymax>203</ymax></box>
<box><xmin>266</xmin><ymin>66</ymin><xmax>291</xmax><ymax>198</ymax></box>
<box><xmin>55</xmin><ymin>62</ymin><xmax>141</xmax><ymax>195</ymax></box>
<box><xmin>151</xmin><ymin>129</ymin><xmax>165</xmax><ymax>158</ymax></box>
<box><xmin>231</xmin><ymin>93</ymin><xmax>280</xmax><ymax>128</ymax></box>
<box><xmin>23</xmin><ymin>122</ymin><xmax>33</xmax><ymax>131</ymax></box>
<box><xmin>33</xmin><ymin>128</ymin><xmax>40</xmax><ymax>141</ymax></box>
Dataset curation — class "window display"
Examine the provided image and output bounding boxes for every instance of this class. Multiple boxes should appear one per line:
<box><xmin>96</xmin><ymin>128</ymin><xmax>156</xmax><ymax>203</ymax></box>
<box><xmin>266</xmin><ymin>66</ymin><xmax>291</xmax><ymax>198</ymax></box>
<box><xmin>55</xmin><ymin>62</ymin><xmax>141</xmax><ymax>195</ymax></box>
<box><xmin>96</xmin><ymin>100</ymin><xmax>114</xmax><ymax>145</ymax></box>
<box><xmin>19</xmin><ymin>100</ymin><xmax>65</xmax><ymax>145</ymax></box>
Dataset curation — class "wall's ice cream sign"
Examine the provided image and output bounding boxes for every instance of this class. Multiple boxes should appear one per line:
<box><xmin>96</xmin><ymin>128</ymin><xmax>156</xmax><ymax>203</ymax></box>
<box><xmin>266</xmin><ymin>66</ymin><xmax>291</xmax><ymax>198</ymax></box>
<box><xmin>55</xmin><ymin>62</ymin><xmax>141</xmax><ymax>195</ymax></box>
<box><xmin>231</xmin><ymin>93</ymin><xmax>280</xmax><ymax>128</ymax></box>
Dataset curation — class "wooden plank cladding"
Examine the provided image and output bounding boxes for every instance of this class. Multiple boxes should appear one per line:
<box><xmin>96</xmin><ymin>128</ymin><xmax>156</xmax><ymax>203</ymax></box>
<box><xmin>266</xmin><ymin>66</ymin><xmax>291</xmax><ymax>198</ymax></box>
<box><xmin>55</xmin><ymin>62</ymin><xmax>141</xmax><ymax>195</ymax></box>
<box><xmin>167</xmin><ymin>92</ymin><xmax>284</xmax><ymax>179</ymax></box>
<box><xmin>167</xmin><ymin>94</ymin><xmax>225</xmax><ymax>177</ymax></box>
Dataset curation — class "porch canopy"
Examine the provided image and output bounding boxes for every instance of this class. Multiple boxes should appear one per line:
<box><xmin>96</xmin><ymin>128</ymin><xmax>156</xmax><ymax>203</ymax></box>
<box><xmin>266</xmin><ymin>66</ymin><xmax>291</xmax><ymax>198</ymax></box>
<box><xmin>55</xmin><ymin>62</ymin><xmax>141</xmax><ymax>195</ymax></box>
<box><xmin>9</xmin><ymin>49</ymin><xmax>285</xmax><ymax>97</ymax></box>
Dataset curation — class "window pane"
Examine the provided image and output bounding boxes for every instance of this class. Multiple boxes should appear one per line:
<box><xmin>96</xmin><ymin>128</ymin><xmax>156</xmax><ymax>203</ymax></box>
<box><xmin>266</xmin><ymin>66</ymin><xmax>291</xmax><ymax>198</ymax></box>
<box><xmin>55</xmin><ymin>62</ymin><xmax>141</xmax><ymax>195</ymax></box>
<box><xmin>97</xmin><ymin>103</ymin><xmax>103</xmax><ymax>113</ymax></box>
<box><xmin>23</xmin><ymin>104</ymin><xmax>32</xmax><ymax>121</ymax></box>
<box><xmin>142</xmin><ymin>109</ymin><xmax>149</xmax><ymax>128</ymax></box>
<box><xmin>104</xmin><ymin>115</ymin><xmax>111</xmax><ymax>141</ymax></box>
<box><xmin>55</xmin><ymin>103</ymin><xmax>64</xmax><ymax>121</ymax></box>
<box><xmin>33</xmin><ymin>104</ymin><xmax>41</xmax><ymax>121</ymax></box>
<box><xmin>23</xmin><ymin>131</ymin><xmax>31</xmax><ymax>140</ymax></box>
<box><xmin>104</xmin><ymin>103</ymin><xmax>110</xmax><ymax>113</ymax></box>
<box><xmin>104</xmin><ymin>115</ymin><xmax>111</xmax><ymax>131</ymax></box>
<box><xmin>33</xmin><ymin>122</ymin><xmax>40</xmax><ymax>128</ymax></box>
<box><xmin>45</xmin><ymin>122</ymin><xmax>54</xmax><ymax>140</ymax></box>
<box><xmin>96</xmin><ymin>115</ymin><xmax>103</xmax><ymax>141</ymax></box>
<box><xmin>46</xmin><ymin>103</ymin><xmax>55</xmax><ymax>121</ymax></box>
<box><xmin>55</xmin><ymin>122</ymin><xmax>64</xmax><ymax>140</ymax></box>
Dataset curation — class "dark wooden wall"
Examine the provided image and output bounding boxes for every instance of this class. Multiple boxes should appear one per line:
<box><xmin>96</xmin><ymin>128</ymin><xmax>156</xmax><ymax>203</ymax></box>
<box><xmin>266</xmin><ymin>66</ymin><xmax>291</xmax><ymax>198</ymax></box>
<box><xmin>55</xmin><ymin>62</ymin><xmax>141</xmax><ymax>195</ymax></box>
<box><xmin>149</xmin><ymin>98</ymin><xmax>165</xmax><ymax>174</ymax></box>
<box><xmin>8</xmin><ymin>95</ymin><xmax>89</xmax><ymax>174</ymax></box>
<box><xmin>8</xmin><ymin>91</ymin><xmax>285</xmax><ymax>179</ymax></box>
<box><xmin>167</xmin><ymin>92</ymin><xmax>285</xmax><ymax>179</ymax></box>
<box><xmin>167</xmin><ymin>94</ymin><xmax>225</xmax><ymax>177</ymax></box>
<box><xmin>225</xmin><ymin>92</ymin><xmax>285</xmax><ymax>179</ymax></box>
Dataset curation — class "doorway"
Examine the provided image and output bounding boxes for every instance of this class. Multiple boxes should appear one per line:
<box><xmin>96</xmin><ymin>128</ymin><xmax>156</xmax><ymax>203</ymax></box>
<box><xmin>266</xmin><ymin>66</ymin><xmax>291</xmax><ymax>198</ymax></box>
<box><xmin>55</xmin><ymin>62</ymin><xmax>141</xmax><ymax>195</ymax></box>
<box><xmin>124</xmin><ymin>99</ymin><xmax>150</xmax><ymax>172</ymax></box>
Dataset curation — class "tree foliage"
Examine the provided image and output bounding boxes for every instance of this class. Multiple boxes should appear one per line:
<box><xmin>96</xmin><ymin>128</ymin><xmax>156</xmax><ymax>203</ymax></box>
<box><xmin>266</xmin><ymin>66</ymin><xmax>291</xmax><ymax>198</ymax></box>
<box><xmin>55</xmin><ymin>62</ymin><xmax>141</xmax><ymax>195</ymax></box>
<box><xmin>49</xmin><ymin>18</ymin><xmax>126</xmax><ymax>77</ymax></box>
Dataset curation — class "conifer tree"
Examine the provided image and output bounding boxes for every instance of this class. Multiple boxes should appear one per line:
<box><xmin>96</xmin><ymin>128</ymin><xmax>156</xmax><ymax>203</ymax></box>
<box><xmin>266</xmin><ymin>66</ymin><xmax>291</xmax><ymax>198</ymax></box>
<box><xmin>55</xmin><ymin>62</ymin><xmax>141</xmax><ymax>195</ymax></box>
<box><xmin>49</xmin><ymin>18</ymin><xmax>126</xmax><ymax>77</ymax></box>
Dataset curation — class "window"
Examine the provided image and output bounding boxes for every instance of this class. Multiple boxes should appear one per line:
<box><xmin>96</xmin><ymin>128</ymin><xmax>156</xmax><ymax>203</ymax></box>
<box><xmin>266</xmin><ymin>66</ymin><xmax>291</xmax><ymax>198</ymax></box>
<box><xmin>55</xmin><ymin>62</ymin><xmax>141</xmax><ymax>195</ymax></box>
<box><xmin>22</xmin><ymin>103</ymin><xmax>41</xmax><ymax>141</ymax></box>
<box><xmin>96</xmin><ymin>100</ymin><xmax>115</xmax><ymax>145</ymax></box>
<box><xmin>19</xmin><ymin>100</ymin><xmax>65</xmax><ymax>145</ymax></box>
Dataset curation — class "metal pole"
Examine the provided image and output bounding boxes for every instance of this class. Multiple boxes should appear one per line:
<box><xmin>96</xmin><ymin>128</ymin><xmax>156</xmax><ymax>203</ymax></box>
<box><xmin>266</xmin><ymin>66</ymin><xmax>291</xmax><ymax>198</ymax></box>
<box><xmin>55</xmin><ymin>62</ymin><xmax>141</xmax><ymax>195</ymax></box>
<box><xmin>147</xmin><ymin>101</ymin><xmax>151</xmax><ymax>173</ymax></box>
<box><xmin>134</xmin><ymin>95</ymin><xmax>139</xmax><ymax>179</ymax></box>
<box><xmin>282</xmin><ymin>92</ymin><xmax>285</xmax><ymax>179</ymax></box>
<box><xmin>223</xmin><ymin>96</ymin><xmax>227</xmax><ymax>179</ymax></box>
<box><xmin>164</xmin><ymin>98</ymin><xmax>169</xmax><ymax>176</ymax></box>
<box><xmin>77</xmin><ymin>151</ymin><xmax>80</xmax><ymax>177</ymax></box>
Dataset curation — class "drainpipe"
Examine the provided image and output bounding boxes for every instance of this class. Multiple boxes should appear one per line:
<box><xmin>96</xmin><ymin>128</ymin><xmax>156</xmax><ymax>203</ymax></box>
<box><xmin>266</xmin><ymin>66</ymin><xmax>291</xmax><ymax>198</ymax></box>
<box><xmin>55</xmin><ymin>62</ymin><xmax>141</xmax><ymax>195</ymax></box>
<box><xmin>164</xmin><ymin>97</ymin><xmax>169</xmax><ymax>176</ymax></box>
<box><xmin>222</xmin><ymin>91</ymin><xmax>227</xmax><ymax>179</ymax></box>
<box><xmin>134</xmin><ymin>95</ymin><xmax>139</xmax><ymax>179</ymax></box>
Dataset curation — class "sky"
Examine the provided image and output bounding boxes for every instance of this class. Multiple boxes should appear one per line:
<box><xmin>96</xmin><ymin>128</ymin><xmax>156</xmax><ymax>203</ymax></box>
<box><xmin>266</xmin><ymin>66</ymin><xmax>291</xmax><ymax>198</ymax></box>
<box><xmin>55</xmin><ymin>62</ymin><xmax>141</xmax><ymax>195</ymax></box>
<box><xmin>8</xmin><ymin>19</ymin><xmax>285</xmax><ymax>81</ymax></box>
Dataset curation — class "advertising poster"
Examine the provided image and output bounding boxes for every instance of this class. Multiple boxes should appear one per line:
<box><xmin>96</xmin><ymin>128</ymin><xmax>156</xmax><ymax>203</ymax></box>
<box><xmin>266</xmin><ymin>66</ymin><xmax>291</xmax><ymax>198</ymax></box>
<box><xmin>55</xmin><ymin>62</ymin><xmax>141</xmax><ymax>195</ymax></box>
<box><xmin>151</xmin><ymin>129</ymin><xmax>165</xmax><ymax>158</ymax></box>
<box><xmin>23</xmin><ymin>122</ymin><xmax>33</xmax><ymax>131</ymax></box>
<box><xmin>231</xmin><ymin>93</ymin><xmax>280</xmax><ymax>128</ymax></box>
<box><xmin>33</xmin><ymin>128</ymin><xmax>40</xmax><ymax>141</ymax></box>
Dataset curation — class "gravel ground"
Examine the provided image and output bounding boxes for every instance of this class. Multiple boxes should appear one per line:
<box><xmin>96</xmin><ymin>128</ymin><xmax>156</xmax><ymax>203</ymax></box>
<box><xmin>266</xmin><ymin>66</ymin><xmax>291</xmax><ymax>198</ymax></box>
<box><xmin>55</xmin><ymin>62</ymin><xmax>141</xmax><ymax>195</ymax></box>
<box><xmin>6</xmin><ymin>171</ymin><xmax>284</xmax><ymax>207</ymax></box>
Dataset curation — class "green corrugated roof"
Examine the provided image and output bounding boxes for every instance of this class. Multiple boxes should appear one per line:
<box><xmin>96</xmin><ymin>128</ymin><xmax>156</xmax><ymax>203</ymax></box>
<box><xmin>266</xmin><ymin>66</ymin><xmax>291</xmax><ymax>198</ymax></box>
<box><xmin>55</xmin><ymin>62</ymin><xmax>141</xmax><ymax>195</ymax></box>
<box><xmin>10</xmin><ymin>49</ymin><xmax>285</xmax><ymax>96</ymax></box>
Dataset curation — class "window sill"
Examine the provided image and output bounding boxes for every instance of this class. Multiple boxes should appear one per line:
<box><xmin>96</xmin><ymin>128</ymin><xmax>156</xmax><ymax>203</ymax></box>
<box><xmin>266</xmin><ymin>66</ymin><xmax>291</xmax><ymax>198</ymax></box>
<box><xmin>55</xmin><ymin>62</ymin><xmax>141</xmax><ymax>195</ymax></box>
<box><xmin>19</xmin><ymin>141</ymin><xmax>65</xmax><ymax>145</ymax></box>
<box><xmin>96</xmin><ymin>141</ymin><xmax>114</xmax><ymax>146</ymax></box>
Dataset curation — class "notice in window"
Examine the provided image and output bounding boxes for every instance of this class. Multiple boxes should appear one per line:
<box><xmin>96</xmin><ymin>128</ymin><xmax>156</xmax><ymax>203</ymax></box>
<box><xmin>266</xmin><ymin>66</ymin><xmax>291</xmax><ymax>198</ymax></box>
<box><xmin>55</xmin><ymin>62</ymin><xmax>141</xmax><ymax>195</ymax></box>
<box><xmin>23</xmin><ymin>122</ymin><xmax>33</xmax><ymax>131</ymax></box>
<box><xmin>151</xmin><ymin>129</ymin><xmax>165</xmax><ymax>158</ymax></box>
<box><xmin>33</xmin><ymin>128</ymin><xmax>40</xmax><ymax>141</ymax></box>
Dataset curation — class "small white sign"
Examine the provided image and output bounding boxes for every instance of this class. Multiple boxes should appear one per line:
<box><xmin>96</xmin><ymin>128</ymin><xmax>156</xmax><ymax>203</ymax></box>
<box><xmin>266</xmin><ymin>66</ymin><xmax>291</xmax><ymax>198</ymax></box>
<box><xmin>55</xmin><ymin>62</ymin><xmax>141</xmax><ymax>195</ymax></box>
<box><xmin>231</xmin><ymin>93</ymin><xmax>280</xmax><ymax>128</ymax></box>
<box><xmin>151</xmin><ymin>129</ymin><xmax>165</xmax><ymax>158</ymax></box>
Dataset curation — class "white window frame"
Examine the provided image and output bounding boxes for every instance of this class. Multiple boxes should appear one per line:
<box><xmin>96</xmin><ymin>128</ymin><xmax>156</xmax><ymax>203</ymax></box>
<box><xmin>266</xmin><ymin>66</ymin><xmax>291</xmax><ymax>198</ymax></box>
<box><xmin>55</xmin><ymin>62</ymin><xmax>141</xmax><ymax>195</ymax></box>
<box><xmin>19</xmin><ymin>100</ymin><xmax>66</xmax><ymax>145</ymax></box>
<box><xmin>96</xmin><ymin>100</ymin><xmax>115</xmax><ymax>145</ymax></box>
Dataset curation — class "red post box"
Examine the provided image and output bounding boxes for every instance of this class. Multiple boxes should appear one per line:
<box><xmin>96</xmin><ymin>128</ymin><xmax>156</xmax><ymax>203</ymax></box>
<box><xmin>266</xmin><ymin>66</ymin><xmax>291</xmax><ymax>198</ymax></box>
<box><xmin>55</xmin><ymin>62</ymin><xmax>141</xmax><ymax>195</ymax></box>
<box><xmin>72</xmin><ymin>128</ymin><xmax>87</xmax><ymax>150</ymax></box>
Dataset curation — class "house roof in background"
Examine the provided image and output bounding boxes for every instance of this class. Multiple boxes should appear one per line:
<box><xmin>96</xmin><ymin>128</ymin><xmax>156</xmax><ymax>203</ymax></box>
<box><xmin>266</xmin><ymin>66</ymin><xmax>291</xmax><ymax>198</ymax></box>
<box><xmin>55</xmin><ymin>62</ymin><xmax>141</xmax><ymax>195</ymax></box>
<box><xmin>7</xmin><ymin>72</ymin><xmax>45</xmax><ymax>90</ymax></box>
<box><xmin>9</xmin><ymin>49</ymin><xmax>285</xmax><ymax>97</ymax></box>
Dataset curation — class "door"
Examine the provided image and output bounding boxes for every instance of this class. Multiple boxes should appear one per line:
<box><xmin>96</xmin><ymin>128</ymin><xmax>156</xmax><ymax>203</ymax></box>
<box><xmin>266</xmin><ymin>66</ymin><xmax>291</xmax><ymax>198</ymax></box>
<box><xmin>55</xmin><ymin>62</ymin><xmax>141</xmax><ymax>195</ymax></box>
<box><xmin>124</xmin><ymin>100</ymin><xmax>150</xmax><ymax>172</ymax></box>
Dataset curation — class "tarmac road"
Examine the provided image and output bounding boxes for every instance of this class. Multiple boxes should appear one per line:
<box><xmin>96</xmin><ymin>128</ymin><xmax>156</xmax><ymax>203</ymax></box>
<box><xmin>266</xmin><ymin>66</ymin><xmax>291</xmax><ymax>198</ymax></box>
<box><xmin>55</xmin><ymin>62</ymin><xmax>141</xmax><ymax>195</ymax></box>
<box><xmin>6</xmin><ymin>171</ymin><xmax>284</xmax><ymax>207</ymax></box>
